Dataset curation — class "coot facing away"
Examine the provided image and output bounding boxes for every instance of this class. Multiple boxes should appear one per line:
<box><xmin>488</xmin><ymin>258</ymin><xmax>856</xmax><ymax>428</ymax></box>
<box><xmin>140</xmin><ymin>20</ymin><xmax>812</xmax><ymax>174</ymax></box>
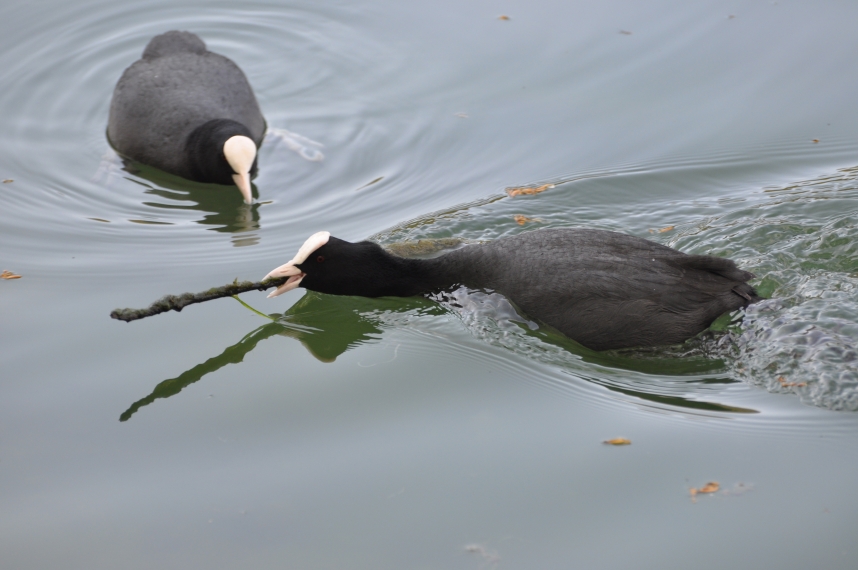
<box><xmin>107</xmin><ymin>31</ymin><xmax>265</xmax><ymax>203</ymax></box>
<box><xmin>264</xmin><ymin>228</ymin><xmax>760</xmax><ymax>351</ymax></box>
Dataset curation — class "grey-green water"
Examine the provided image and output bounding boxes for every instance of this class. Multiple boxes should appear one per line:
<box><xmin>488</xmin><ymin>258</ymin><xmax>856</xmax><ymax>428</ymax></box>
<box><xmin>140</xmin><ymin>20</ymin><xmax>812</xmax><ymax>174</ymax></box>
<box><xmin>2</xmin><ymin>1</ymin><xmax>858</xmax><ymax>568</ymax></box>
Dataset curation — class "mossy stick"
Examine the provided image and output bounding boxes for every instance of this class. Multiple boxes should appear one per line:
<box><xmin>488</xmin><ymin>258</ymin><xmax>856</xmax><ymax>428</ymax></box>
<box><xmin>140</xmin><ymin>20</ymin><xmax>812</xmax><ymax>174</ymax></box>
<box><xmin>110</xmin><ymin>277</ymin><xmax>287</xmax><ymax>322</ymax></box>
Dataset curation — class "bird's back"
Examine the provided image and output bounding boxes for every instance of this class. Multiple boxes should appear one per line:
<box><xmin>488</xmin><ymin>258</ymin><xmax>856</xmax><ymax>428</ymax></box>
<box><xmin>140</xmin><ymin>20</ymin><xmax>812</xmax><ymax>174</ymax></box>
<box><xmin>107</xmin><ymin>31</ymin><xmax>265</xmax><ymax>178</ymax></box>
<box><xmin>448</xmin><ymin>228</ymin><xmax>757</xmax><ymax>351</ymax></box>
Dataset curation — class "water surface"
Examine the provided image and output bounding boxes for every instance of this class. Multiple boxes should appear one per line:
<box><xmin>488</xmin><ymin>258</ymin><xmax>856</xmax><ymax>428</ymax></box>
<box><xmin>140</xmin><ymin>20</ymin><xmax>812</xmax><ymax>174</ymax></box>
<box><xmin>2</xmin><ymin>1</ymin><xmax>858</xmax><ymax>568</ymax></box>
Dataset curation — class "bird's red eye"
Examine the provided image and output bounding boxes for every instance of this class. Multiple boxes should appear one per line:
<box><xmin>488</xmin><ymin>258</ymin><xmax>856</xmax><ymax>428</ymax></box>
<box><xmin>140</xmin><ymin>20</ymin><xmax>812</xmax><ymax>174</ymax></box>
<box><xmin>316</xmin><ymin>255</ymin><xmax>325</xmax><ymax>263</ymax></box>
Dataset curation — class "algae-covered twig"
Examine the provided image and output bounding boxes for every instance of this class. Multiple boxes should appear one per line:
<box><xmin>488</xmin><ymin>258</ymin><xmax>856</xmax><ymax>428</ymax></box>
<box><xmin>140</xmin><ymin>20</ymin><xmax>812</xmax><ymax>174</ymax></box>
<box><xmin>110</xmin><ymin>277</ymin><xmax>287</xmax><ymax>322</ymax></box>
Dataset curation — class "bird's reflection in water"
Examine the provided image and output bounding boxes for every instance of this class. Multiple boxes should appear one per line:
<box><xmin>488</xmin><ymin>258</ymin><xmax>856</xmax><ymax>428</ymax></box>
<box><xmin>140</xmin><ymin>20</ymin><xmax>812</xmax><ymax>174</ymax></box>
<box><xmin>519</xmin><ymin>314</ymin><xmax>756</xmax><ymax>414</ymax></box>
<box><xmin>120</xmin><ymin>289</ymin><xmax>757</xmax><ymax>421</ymax></box>
<box><xmin>119</xmin><ymin>293</ymin><xmax>436</xmax><ymax>421</ymax></box>
<box><xmin>122</xmin><ymin>160</ymin><xmax>262</xmax><ymax>247</ymax></box>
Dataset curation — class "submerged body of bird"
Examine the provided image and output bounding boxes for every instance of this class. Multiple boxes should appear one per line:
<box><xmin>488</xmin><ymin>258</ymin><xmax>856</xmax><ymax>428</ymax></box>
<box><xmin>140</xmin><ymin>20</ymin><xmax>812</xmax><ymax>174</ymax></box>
<box><xmin>266</xmin><ymin>228</ymin><xmax>760</xmax><ymax>351</ymax></box>
<box><xmin>107</xmin><ymin>31</ymin><xmax>265</xmax><ymax>202</ymax></box>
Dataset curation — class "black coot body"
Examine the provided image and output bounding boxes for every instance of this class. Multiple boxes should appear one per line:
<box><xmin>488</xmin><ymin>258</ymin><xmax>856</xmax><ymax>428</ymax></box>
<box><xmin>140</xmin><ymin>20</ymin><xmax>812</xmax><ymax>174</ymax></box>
<box><xmin>107</xmin><ymin>31</ymin><xmax>265</xmax><ymax>197</ymax></box>
<box><xmin>267</xmin><ymin>228</ymin><xmax>760</xmax><ymax>351</ymax></box>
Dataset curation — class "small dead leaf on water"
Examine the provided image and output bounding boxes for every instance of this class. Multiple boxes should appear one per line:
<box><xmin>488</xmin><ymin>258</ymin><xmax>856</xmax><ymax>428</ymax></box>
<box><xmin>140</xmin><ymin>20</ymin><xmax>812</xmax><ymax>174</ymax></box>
<box><xmin>498</xmin><ymin>15</ymin><xmax>510</xmax><ymax>21</ymax></box>
<box><xmin>649</xmin><ymin>225</ymin><xmax>675</xmax><ymax>234</ymax></box>
<box><xmin>513</xmin><ymin>214</ymin><xmax>543</xmax><ymax>225</ymax></box>
<box><xmin>1</xmin><ymin>270</ymin><xmax>22</xmax><ymax>279</ymax></box>
<box><xmin>603</xmin><ymin>438</ymin><xmax>631</xmax><ymax>446</ymax></box>
<box><xmin>812</xmin><ymin>139</ymin><xmax>819</xmax><ymax>143</ymax></box>
<box><xmin>506</xmin><ymin>183</ymin><xmax>554</xmax><ymax>197</ymax></box>
<box><xmin>778</xmin><ymin>376</ymin><xmax>807</xmax><ymax>388</ymax></box>
<box><xmin>689</xmin><ymin>481</ymin><xmax>720</xmax><ymax>500</ymax></box>
<box><xmin>3</xmin><ymin>179</ymin><xmax>13</xmax><ymax>183</ymax></box>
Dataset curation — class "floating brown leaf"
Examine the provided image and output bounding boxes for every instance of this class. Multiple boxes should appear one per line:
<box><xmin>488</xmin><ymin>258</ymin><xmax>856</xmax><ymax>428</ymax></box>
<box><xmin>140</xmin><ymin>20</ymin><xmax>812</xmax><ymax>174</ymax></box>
<box><xmin>2</xmin><ymin>179</ymin><xmax>12</xmax><ymax>183</ymax></box>
<box><xmin>1</xmin><ymin>270</ymin><xmax>22</xmax><ymax>280</ymax></box>
<box><xmin>603</xmin><ymin>438</ymin><xmax>631</xmax><ymax>446</ymax></box>
<box><xmin>812</xmin><ymin>139</ymin><xmax>819</xmax><ymax>143</ymax></box>
<box><xmin>777</xmin><ymin>376</ymin><xmax>807</xmax><ymax>388</ymax></box>
<box><xmin>690</xmin><ymin>481</ymin><xmax>720</xmax><ymax>499</ymax></box>
<box><xmin>498</xmin><ymin>15</ymin><xmax>510</xmax><ymax>21</ymax></box>
<box><xmin>649</xmin><ymin>225</ymin><xmax>675</xmax><ymax>234</ymax></box>
<box><xmin>506</xmin><ymin>183</ymin><xmax>554</xmax><ymax>197</ymax></box>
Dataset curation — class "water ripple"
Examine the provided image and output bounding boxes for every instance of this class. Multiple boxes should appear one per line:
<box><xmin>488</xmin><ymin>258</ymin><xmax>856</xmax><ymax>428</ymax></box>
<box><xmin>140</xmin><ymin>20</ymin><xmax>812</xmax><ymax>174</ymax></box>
<box><xmin>371</xmin><ymin>164</ymin><xmax>858</xmax><ymax>413</ymax></box>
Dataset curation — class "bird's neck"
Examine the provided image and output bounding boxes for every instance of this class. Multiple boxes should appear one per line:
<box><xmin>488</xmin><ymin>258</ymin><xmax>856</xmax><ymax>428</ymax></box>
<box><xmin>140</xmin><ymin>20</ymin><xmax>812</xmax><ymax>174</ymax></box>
<box><xmin>376</xmin><ymin>249</ymin><xmax>473</xmax><ymax>297</ymax></box>
<box><xmin>185</xmin><ymin>119</ymin><xmax>256</xmax><ymax>184</ymax></box>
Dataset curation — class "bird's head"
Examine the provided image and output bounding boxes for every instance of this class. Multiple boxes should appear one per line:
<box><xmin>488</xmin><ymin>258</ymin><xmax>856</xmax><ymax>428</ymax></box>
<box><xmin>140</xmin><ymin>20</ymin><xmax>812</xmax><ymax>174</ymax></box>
<box><xmin>264</xmin><ymin>232</ymin><xmax>403</xmax><ymax>298</ymax></box>
<box><xmin>186</xmin><ymin>119</ymin><xmax>259</xmax><ymax>203</ymax></box>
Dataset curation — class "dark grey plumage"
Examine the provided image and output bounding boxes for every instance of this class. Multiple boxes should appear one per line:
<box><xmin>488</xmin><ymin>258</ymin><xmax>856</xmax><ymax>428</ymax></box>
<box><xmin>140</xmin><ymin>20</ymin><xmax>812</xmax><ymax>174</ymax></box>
<box><xmin>270</xmin><ymin>228</ymin><xmax>760</xmax><ymax>351</ymax></box>
<box><xmin>432</xmin><ymin>229</ymin><xmax>759</xmax><ymax>350</ymax></box>
<box><xmin>107</xmin><ymin>31</ymin><xmax>265</xmax><ymax>182</ymax></box>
